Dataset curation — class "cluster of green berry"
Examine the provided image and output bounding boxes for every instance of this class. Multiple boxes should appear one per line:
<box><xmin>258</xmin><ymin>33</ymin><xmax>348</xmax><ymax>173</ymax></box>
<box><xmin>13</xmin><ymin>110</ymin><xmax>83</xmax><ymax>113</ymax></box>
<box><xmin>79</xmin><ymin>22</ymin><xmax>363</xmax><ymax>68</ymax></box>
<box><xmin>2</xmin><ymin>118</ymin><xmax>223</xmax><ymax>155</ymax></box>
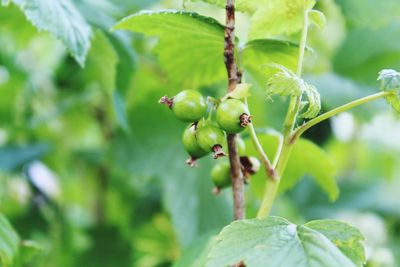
<box><xmin>159</xmin><ymin>90</ymin><xmax>260</xmax><ymax>192</ymax></box>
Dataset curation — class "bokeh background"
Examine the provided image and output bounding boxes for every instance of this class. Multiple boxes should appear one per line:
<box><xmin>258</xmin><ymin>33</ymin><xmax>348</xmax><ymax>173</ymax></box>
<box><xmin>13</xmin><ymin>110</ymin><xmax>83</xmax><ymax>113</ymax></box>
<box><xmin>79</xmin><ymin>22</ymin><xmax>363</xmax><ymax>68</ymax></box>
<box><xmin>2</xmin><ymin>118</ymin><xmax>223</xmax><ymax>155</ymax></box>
<box><xmin>0</xmin><ymin>0</ymin><xmax>400</xmax><ymax>266</ymax></box>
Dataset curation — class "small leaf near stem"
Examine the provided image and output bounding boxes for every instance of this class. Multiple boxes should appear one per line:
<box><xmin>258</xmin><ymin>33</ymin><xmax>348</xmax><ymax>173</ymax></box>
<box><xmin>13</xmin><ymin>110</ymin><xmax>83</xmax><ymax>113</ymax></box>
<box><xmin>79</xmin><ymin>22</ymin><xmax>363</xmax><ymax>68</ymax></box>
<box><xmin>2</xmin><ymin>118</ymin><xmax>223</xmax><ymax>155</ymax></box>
<box><xmin>377</xmin><ymin>69</ymin><xmax>400</xmax><ymax>113</ymax></box>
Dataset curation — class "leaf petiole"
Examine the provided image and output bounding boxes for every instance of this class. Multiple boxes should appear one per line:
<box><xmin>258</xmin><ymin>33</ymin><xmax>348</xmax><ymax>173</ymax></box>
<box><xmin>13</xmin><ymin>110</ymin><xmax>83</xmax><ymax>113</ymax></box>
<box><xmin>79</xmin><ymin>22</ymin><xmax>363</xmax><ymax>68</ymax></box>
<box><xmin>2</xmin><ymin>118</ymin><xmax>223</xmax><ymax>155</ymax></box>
<box><xmin>291</xmin><ymin>91</ymin><xmax>394</xmax><ymax>142</ymax></box>
<box><xmin>257</xmin><ymin>8</ymin><xmax>311</xmax><ymax>219</ymax></box>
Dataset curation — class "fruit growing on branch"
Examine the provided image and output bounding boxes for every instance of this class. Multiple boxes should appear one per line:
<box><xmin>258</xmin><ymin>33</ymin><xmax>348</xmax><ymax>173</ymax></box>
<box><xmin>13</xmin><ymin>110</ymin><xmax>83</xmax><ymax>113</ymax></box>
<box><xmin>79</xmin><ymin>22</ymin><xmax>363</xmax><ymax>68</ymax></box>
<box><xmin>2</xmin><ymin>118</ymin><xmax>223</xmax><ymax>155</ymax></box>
<box><xmin>216</xmin><ymin>99</ymin><xmax>251</xmax><ymax>134</ymax></box>
<box><xmin>196</xmin><ymin>124</ymin><xmax>227</xmax><ymax>159</ymax></box>
<box><xmin>159</xmin><ymin>90</ymin><xmax>207</xmax><ymax>122</ymax></box>
<box><xmin>182</xmin><ymin>123</ymin><xmax>210</xmax><ymax>167</ymax></box>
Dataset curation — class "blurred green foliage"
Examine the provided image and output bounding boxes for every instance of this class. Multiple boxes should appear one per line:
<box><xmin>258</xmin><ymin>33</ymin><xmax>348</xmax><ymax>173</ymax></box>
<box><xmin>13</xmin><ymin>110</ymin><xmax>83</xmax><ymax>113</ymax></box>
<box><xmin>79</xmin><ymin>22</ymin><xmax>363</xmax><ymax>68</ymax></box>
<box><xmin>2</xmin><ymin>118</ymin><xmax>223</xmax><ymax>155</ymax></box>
<box><xmin>0</xmin><ymin>0</ymin><xmax>399</xmax><ymax>266</ymax></box>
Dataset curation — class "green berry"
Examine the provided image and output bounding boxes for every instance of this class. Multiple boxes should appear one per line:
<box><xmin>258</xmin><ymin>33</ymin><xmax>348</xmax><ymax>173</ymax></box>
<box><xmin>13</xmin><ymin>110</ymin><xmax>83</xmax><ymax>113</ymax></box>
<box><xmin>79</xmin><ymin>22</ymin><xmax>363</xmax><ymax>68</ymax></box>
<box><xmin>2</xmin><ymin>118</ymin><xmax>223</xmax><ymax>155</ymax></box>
<box><xmin>216</xmin><ymin>99</ymin><xmax>251</xmax><ymax>134</ymax></box>
<box><xmin>196</xmin><ymin>124</ymin><xmax>226</xmax><ymax>159</ymax></box>
<box><xmin>182</xmin><ymin>124</ymin><xmax>209</xmax><ymax>167</ymax></box>
<box><xmin>159</xmin><ymin>90</ymin><xmax>207</xmax><ymax>122</ymax></box>
<box><xmin>211</xmin><ymin>160</ymin><xmax>231</xmax><ymax>191</ymax></box>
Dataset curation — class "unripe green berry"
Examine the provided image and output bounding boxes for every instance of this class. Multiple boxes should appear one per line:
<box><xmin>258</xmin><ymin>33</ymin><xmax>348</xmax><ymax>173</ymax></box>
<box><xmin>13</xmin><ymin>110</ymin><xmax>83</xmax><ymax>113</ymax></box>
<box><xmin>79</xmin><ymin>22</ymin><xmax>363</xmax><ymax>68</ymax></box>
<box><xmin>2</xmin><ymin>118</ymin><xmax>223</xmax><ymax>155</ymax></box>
<box><xmin>196</xmin><ymin>124</ymin><xmax>226</xmax><ymax>159</ymax></box>
<box><xmin>182</xmin><ymin>124</ymin><xmax>209</xmax><ymax>167</ymax></box>
<box><xmin>211</xmin><ymin>160</ymin><xmax>231</xmax><ymax>191</ymax></box>
<box><xmin>216</xmin><ymin>99</ymin><xmax>251</xmax><ymax>134</ymax></box>
<box><xmin>159</xmin><ymin>90</ymin><xmax>207</xmax><ymax>123</ymax></box>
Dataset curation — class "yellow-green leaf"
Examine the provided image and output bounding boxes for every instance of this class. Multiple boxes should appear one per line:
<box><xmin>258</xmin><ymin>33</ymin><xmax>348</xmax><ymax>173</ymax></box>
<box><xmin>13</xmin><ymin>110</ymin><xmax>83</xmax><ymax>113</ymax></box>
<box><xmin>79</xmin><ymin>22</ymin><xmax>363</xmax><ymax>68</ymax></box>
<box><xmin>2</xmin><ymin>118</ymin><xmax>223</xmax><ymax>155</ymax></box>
<box><xmin>248</xmin><ymin>0</ymin><xmax>316</xmax><ymax>39</ymax></box>
<box><xmin>8</xmin><ymin>0</ymin><xmax>92</xmax><ymax>66</ymax></box>
<box><xmin>113</xmin><ymin>10</ymin><xmax>227</xmax><ymax>88</ymax></box>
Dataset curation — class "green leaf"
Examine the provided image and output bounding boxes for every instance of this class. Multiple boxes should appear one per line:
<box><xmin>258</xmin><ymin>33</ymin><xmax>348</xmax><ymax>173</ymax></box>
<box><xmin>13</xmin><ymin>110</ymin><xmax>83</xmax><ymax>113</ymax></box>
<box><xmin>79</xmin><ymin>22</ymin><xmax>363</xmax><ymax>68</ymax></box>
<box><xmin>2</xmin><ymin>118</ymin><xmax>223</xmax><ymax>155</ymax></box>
<box><xmin>9</xmin><ymin>0</ymin><xmax>92</xmax><ymax>66</ymax></box>
<box><xmin>0</xmin><ymin>214</ymin><xmax>20</xmax><ymax>266</ymax></box>
<box><xmin>305</xmin><ymin>220</ymin><xmax>366</xmax><ymax>267</ymax></box>
<box><xmin>113</xmin><ymin>91</ymin><xmax>129</xmax><ymax>131</ymax></box>
<box><xmin>378</xmin><ymin>69</ymin><xmax>400</xmax><ymax>91</ymax></box>
<box><xmin>73</xmin><ymin>0</ymin><xmax>137</xmax><ymax>94</ymax></box>
<box><xmin>377</xmin><ymin>69</ymin><xmax>400</xmax><ymax>113</ymax></box>
<box><xmin>206</xmin><ymin>217</ymin><xmax>363</xmax><ymax>267</ymax></box>
<box><xmin>283</xmin><ymin>138</ymin><xmax>339</xmax><ymax>201</ymax></box>
<box><xmin>299</xmin><ymin>83</ymin><xmax>321</xmax><ymax>119</ymax></box>
<box><xmin>245</xmin><ymin>133</ymin><xmax>338</xmax><ymax>201</ymax></box>
<box><xmin>0</xmin><ymin>144</ymin><xmax>50</xmax><ymax>172</ymax></box>
<box><xmin>114</xmin><ymin>10</ymin><xmax>227</xmax><ymax>88</ymax></box>
<box><xmin>383</xmin><ymin>93</ymin><xmax>400</xmax><ymax>114</ymax></box>
<box><xmin>0</xmin><ymin>5</ymin><xmax>38</xmax><ymax>48</ymax></box>
<box><xmin>308</xmin><ymin>10</ymin><xmax>326</xmax><ymax>29</ymax></box>
<box><xmin>266</xmin><ymin>68</ymin><xmax>304</xmax><ymax>97</ymax></box>
<box><xmin>16</xmin><ymin>240</ymin><xmax>43</xmax><ymax>266</ymax></box>
<box><xmin>225</xmin><ymin>83</ymin><xmax>252</xmax><ymax>100</ymax></box>
<box><xmin>248</xmin><ymin>0</ymin><xmax>316</xmax><ymax>40</ymax></box>
<box><xmin>242</xmin><ymin>39</ymin><xmax>299</xmax><ymax>85</ymax></box>
<box><xmin>73</xmin><ymin>1</ymin><xmax>136</xmax><ymax>130</ymax></box>
<box><xmin>266</xmin><ymin>68</ymin><xmax>321</xmax><ymax>119</ymax></box>
<box><xmin>82</xmin><ymin>30</ymin><xmax>118</xmax><ymax>94</ymax></box>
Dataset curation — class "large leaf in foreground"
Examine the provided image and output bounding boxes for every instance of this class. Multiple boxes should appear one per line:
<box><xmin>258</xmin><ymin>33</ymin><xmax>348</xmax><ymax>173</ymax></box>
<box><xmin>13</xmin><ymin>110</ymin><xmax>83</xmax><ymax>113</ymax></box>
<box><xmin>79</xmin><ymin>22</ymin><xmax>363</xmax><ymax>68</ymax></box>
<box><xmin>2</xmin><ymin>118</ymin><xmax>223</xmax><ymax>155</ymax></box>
<box><xmin>305</xmin><ymin>220</ymin><xmax>366</xmax><ymax>267</ymax></box>
<box><xmin>206</xmin><ymin>217</ymin><xmax>365</xmax><ymax>267</ymax></box>
<box><xmin>8</xmin><ymin>0</ymin><xmax>92</xmax><ymax>66</ymax></box>
<box><xmin>114</xmin><ymin>10</ymin><xmax>227</xmax><ymax>88</ymax></box>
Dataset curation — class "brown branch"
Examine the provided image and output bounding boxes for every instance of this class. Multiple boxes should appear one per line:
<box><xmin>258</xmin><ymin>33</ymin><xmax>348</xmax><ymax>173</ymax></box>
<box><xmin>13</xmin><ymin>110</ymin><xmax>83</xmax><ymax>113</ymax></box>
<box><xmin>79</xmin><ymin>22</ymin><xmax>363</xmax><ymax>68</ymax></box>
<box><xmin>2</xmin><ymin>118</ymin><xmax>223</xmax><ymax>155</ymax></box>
<box><xmin>227</xmin><ymin>134</ymin><xmax>245</xmax><ymax>220</ymax></box>
<box><xmin>224</xmin><ymin>0</ymin><xmax>245</xmax><ymax>220</ymax></box>
<box><xmin>224</xmin><ymin>1</ymin><xmax>238</xmax><ymax>92</ymax></box>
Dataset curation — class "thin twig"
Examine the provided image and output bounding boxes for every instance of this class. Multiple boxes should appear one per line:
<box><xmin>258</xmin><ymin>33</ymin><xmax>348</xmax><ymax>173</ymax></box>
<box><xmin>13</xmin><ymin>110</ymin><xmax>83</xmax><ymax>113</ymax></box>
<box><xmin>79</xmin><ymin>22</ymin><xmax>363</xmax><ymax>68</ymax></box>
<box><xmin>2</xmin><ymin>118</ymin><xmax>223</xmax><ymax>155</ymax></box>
<box><xmin>224</xmin><ymin>0</ymin><xmax>245</xmax><ymax>220</ymax></box>
<box><xmin>256</xmin><ymin>9</ymin><xmax>310</xmax><ymax>219</ymax></box>
<box><xmin>244</xmin><ymin>100</ymin><xmax>276</xmax><ymax>179</ymax></box>
<box><xmin>291</xmin><ymin>91</ymin><xmax>391</xmax><ymax>142</ymax></box>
